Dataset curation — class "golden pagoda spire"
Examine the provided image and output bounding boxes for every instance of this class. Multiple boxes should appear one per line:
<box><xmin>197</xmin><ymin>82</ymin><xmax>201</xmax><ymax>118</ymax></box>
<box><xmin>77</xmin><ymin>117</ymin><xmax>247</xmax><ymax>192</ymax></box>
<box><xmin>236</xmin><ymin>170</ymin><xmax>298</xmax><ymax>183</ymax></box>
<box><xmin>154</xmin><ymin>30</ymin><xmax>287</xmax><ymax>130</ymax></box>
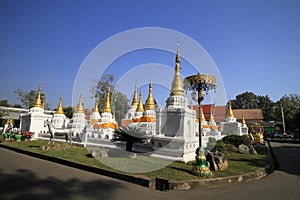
<box><xmin>136</xmin><ymin>90</ymin><xmax>144</xmax><ymax>112</ymax></box>
<box><xmin>242</xmin><ymin>114</ymin><xmax>246</xmax><ymax>125</ymax></box>
<box><xmin>170</xmin><ymin>42</ymin><xmax>184</xmax><ymax>96</ymax></box>
<box><xmin>209</xmin><ymin>106</ymin><xmax>215</xmax><ymax>123</ymax></box>
<box><xmin>56</xmin><ymin>96</ymin><xmax>64</xmax><ymax>114</ymax></box>
<box><xmin>103</xmin><ymin>88</ymin><xmax>111</xmax><ymax>113</ymax></box>
<box><xmin>131</xmin><ymin>84</ymin><xmax>138</xmax><ymax>107</ymax></box>
<box><xmin>209</xmin><ymin>112</ymin><xmax>215</xmax><ymax>123</ymax></box>
<box><xmin>76</xmin><ymin>94</ymin><xmax>84</xmax><ymax>113</ymax></box>
<box><xmin>94</xmin><ymin>96</ymin><xmax>99</xmax><ymax>113</ymax></box>
<box><xmin>227</xmin><ymin>101</ymin><xmax>235</xmax><ymax>118</ymax></box>
<box><xmin>200</xmin><ymin>107</ymin><xmax>206</xmax><ymax>122</ymax></box>
<box><xmin>33</xmin><ymin>81</ymin><xmax>42</xmax><ymax>108</ymax></box>
<box><xmin>145</xmin><ymin>80</ymin><xmax>155</xmax><ymax>110</ymax></box>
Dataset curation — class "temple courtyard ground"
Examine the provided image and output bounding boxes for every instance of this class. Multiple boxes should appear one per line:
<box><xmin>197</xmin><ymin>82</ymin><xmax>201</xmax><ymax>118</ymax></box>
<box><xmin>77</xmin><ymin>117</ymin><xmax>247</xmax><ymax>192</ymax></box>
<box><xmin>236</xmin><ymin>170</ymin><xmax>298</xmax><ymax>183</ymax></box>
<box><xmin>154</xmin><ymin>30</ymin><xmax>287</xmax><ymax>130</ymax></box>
<box><xmin>0</xmin><ymin>141</ymin><xmax>299</xmax><ymax>200</ymax></box>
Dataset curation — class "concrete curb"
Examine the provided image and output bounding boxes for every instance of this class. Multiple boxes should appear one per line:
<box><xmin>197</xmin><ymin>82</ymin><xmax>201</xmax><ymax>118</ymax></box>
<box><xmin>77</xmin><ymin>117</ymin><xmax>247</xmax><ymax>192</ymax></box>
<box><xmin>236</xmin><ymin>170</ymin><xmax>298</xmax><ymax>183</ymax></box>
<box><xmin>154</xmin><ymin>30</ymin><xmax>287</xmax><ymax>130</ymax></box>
<box><xmin>0</xmin><ymin>142</ymin><xmax>275</xmax><ymax>191</ymax></box>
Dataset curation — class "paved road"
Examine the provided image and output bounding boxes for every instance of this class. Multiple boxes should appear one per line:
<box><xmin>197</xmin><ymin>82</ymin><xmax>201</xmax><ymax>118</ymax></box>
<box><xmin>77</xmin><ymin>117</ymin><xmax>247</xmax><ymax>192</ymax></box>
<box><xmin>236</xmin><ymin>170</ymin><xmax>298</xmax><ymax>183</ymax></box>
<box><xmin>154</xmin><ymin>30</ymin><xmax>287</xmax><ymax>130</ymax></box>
<box><xmin>0</xmin><ymin>142</ymin><xmax>299</xmax><ymax>200</ymax></box>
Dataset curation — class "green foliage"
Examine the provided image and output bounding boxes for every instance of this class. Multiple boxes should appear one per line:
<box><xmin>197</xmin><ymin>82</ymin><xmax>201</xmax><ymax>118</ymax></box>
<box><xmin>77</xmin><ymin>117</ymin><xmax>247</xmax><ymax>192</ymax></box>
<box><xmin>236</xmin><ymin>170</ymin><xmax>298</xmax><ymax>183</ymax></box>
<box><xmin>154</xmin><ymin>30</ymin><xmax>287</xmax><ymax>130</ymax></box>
<box><xmin>3</xmin><ymin>140</ymin><xmax>269</xmax><ymax>180</ymax></box>
<box><xmin>0</xmin><ymin>99</ymin><xmax>11</xmax><ymax>107</ymax></box>
<box><xmin>277</xmin><ymin>94</ymin><xmax>300</xmax><ymax>132</ymax></box>
<box><xmin>232</xmin><ymin>91</ymin><xmax>300</xmax><ymax>132</ymax></box>
<box><xmin>111</xmin><ymin>92</ymin><xmax>130</xmax><ymax>124</ymax></box>
<box><xmin>212</xmin><ymin>140</ymin><xmax>227</xmax><ymax>153</ymax></box>
<box><xmin>63</xmin><ymin>106</ymin><xmax>74</xmax><ymax>119</ymax></box>
<box><xmin>14</xmin><ymin>89</ymin><xmax>49</xmax><ymax>109</ymax></box>
<box><xmin>222</xmin><ymin>134</ymin><xmax>251</xmax><ymax>148</ymax></box>
<box><xmin>231</xmin><ymin>91</ymin><xmax>275</xmax><ymax>121</ymax></box>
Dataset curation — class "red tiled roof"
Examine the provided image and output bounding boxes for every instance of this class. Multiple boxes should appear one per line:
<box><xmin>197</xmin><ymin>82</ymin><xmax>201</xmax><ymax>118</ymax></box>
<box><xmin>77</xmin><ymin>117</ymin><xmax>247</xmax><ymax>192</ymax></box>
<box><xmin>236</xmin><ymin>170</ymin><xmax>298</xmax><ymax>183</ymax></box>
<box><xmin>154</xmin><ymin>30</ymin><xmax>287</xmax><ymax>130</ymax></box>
<box><xmin>191</xmin><ymin>104</ymin><xmax>226</xmax><ymax>122</ymax></box>
<box><xmin>191</xmin><ymin>105</ymin><xmax>263</xmax><ymax>122</ymax></box>
<box><xmin>232</xmin><ymin>109</ymin><xmax>263</xmax><ymax>120</ymax></box>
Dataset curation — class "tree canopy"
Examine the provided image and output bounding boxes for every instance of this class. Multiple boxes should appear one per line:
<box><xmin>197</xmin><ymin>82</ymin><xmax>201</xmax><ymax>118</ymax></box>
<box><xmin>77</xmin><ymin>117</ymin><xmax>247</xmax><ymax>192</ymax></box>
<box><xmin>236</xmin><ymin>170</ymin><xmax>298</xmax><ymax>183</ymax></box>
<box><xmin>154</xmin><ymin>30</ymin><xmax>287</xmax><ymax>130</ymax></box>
<box><xmin>231</xmin><ymin>91</ymin><xmax>300</xmax><ymax>133</ymax></box>
<box><xmin>14</xmin><ymin>89</ymin><xmax>49</xmax><ymax>109</ymax></box>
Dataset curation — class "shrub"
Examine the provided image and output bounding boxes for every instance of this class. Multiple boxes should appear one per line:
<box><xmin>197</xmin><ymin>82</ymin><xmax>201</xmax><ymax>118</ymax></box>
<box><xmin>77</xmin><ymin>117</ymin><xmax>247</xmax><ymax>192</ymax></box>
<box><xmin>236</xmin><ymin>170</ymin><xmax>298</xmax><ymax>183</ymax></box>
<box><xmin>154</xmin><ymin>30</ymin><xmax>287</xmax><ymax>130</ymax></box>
<box><xmin>212</xmin><ymin>140</ymin><xmax>227</xmax><ymax>153</ymax></box>
<box><xmin>226</xmin><ymin>144</ymin><xmax>238</xmax><ymax>153</ymax></box>
<box><xmin>222</xmin><ymin>134</ymin><xmax>251</xmax><ymax>148</ymax></box>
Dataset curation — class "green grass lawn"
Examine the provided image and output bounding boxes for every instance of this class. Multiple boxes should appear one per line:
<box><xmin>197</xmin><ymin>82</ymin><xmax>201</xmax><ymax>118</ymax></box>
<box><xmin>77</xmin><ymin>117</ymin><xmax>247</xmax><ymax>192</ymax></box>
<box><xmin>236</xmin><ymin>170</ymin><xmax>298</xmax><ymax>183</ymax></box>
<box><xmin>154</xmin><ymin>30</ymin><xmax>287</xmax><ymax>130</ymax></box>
<box><xmin>1</xmin><ymin>139</ymin><xmax>270</xmax><ymax>181</ymax></box>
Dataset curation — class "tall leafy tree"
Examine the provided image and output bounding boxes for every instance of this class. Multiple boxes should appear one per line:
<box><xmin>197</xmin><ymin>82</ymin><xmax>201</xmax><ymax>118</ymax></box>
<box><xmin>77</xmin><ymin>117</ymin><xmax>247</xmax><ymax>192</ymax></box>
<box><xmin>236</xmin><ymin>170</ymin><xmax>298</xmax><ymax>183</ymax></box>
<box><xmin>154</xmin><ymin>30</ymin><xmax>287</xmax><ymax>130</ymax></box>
<box><xmin>0</xmin><ymin>100</ymin><xmax>11</xmax><ymax>107</ymax></box>
<box><xmin>63</xmin><ymin>106</ymin><xmax>74</xmax><ymax>119</ymax></box>
<box><xmin>111</xmin><ymin>92</ymin><xmax>130</xmax><ymax>124</ymax></box>
<box><xmin>257</xmin><ymin>95</ymin><xmax>275</xmax><ymax>121</ymax></box>
<box><xmin>231</xmin><ymin>92</ymin><xmax>275</xmax><ymax>121</ymax></box>
<box><xmin>277</xmin><ymin>94</ymin><xmax>300</xmax><ymax>132</ymax></box>
<box><xmin>231</xmin><ymin>92</ymin><xmax>259</xmax><ymax>109</ymax></box>
<box><xmin>14</xmin><ymin>89</ymin><xmax>49</xmax><ymax>109</ymax></box>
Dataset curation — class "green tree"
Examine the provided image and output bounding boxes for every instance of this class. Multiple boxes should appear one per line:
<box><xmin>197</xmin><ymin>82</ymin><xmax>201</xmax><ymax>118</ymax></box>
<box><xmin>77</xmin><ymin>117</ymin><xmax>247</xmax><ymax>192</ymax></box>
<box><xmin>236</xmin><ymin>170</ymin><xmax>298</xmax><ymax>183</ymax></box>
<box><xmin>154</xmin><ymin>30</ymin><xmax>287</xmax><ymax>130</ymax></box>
<box><xmin>231</xmin><ymin>92</ymin><xmax>275</xmax><ymax>121</ymax></box>
<box><xmin>63</xmin><ymin>106</ymin><xmax>74</xmax><ymax>119</ymax></box>
<box><xmin>276</xmin><ymin>94</ymin><xmax>300</xmax><ymax>133</ymax></box>
<box><xmin>257</xmin><ymin>95</ymin><xmax>275</xmax><ymax>121</ymax></box>
<box><xmin>112</xmin><ymin>126</ymin><xmax>148</xmax><ymax>152</ymax></box>
<box><xmin>111</xmin><ymin>92</ymin><xmax>130</xmax><ymax>124</ymax></box>
<box><xmin>0</xmin><ymin>99</ymin><xmax>11</xmax><ymax>107</ymax></box>
<box><xmin>90</xmin><ymin>74</ymin><xmax>115</xmax><ymax>112</ymax></box>
<box><xmin>14</xmin><ymin>89</ymin><xmax>49</xmax><ymax>109</ymax></box>
<box><xmin>231</xmin><ymin>92</ymin><xmax>259</xmax><ymax>109</ymax></box>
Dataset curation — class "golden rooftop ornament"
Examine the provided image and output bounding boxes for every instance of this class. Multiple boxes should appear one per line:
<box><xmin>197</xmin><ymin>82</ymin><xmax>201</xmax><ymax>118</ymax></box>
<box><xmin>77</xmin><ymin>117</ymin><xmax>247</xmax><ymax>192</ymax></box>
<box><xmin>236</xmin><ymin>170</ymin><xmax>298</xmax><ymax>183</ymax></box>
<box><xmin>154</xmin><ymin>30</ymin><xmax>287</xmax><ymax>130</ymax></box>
<box><xmin>56</xmin><ymin>96</ymin><xmax>64</xmax><ymax>114</ymax></box>
<box><xmin>76</xmin><ymin>94</ymin><xmax>84</xmax><ymax>113</ymax></box>
<box><xmin>103</xmin><ymin>88</ymin><xmax>112</xmax><ymax>113</ymax></box>
<box><xmin>34</xmin><ymin>81</ymin><xmax>42</xmax><ymax>108</ymax></box>
<box><xmin>94</xmin><ymin>96</ymin><xmax>99</xmax><ymax>113</ymax></box>
<box><xmin>131</xmin><ymin>84</ymin><xmax>138</xmax><ymax>107</ymax></box>
<box><xmin>145</xmin><ymin>80</ymin><xmax>155</xmax><ymax>110</ymax></box>
<box><xmin>227</xmin><ymin>101</ymin><xmax>235</xmax><ymax>118</ymax></box>
<box><xmin>136</xmin><ymin>90</ymin><xmax>144</xmax><ymax>112</ymax></box>
<box><xmin>170</xmin><ymin>41</ymin><xmax>184</xmax><ymax>97</ymax></box>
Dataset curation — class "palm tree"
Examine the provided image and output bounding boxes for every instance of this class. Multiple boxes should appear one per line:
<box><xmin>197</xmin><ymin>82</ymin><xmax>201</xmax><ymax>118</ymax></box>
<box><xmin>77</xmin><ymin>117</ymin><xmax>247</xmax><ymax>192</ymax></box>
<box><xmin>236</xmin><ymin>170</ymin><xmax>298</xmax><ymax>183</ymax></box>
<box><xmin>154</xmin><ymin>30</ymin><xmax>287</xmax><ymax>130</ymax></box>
<box><xmin>112</xmin><ymin>126</ymin><xmax>148</xmax><ymax>152</ymax></box>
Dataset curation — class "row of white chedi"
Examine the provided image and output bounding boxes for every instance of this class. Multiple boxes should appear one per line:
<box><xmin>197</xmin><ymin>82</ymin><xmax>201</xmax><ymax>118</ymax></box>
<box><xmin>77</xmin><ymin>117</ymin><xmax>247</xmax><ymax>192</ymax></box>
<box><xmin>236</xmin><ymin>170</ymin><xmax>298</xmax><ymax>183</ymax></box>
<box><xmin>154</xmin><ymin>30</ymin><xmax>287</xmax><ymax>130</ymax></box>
<box><xmin>28</xmin><ymin>45</ymin><xmax>247</xmax><ymax>137</ymax></box>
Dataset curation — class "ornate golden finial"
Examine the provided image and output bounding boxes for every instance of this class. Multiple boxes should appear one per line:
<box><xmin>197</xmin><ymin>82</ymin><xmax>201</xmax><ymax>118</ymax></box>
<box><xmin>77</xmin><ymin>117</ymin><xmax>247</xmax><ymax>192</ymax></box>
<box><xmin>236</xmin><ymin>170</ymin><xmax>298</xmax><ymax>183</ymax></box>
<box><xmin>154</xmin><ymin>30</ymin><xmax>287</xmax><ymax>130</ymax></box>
<box><xmin>170</xmin><ymin>42</ymin><xmax>184</xmax><ymax>96</ymax></box>
<box><xmin>76</xmin><ymin>94</ymin><xmax>84</xmax><ymax>113</ymax></box>
<box><xmin>200</xmin><ymin>107</ymin><xmax>206</xmax><ymax>122</ymax></box>
<box><xmin>176</xmin><ymin>41</ymin><xmax>180</xmax><ymax>64</ymax></box>
<box><xmin>242</xmin><ymin>114</ymin><xmax>246</xmax><ymax>125</ymax></box>
<box><xmin>209</xmin><ymin>106</ymin><xmax>215</xmax><ymax>123</ymax></box>
<box><xmin>94</xmin><ymin>96</ymin><xmax>99</xmax><ymax>113</ymax></box>
<box><xmin>131</xmin><ymin>84</ymin><xmax>138</xmax><ymax>107</ymax></box>
<box><xmin>103</xmin><ymin>88</ymin><xmax>111</xmax><ymax>113</ymax></box>
<box><xmin>227</xmin><ymin>101</ymin><xmax>235</xmax><ymax>118</ymax></box>
<box><xmin>145</xmin><ymin>80</ymin><xmax>155</xmax><ymax>110</ymax></box>
<box><xmin>33</xmin><ymin>81</ymin><xmax>42</xmax><ymax>108</ymax></box>
<box><xmin>136</xmin><ymin>90</ymin><xmax>144</xmax><ymax>112</ymax></box>
<box><xmin>209</xmin><ymin>112</ymin><xmax>215</xmax><ymax>123</ymax></box>
<box><xmin>56</xmin><ymin>96</ymin><xmax>64</xmax><ymax>114</ymax></box>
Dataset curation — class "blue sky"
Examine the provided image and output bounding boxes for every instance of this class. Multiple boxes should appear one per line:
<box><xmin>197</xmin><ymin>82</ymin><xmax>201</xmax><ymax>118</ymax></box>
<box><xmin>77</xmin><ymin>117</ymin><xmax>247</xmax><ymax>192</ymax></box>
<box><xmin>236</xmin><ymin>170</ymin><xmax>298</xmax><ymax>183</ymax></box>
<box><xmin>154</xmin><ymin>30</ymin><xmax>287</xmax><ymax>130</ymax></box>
<box><xmin>0</xmin><ymin>0</ymin><xmax>299</xmax><ymax>109</ymax></box>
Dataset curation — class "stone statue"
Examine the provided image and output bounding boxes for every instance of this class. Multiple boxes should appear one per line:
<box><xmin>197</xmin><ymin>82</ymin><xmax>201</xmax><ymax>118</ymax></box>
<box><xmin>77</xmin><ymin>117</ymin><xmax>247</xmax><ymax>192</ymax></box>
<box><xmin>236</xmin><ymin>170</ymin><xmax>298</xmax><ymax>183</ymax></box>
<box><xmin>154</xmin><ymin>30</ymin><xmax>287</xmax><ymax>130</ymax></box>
<box><xmin>44</xmin><ymin>120</ymin><xmax>72</xmax><ymax>144</ymax></box>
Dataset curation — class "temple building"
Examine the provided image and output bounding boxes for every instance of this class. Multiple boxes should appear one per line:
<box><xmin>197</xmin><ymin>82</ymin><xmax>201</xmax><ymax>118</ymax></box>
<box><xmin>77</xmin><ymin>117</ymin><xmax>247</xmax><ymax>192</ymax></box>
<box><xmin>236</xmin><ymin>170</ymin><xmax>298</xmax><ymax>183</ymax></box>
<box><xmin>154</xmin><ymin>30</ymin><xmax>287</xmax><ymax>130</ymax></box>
<box><xmin>90</xmin><ymin>96</ymin><xmax>101</xmax><ymax>126</ymax></box>
<box><xmin>92</xmin><ymin>88</ymin><xmax>118</xmax><ymax>139</ymax></box>
<box><xmin>52</xmin><ymin>96</ymin><xmax>68</xmax><ymax>128</ymax></box>
<box><xmin>20</xmin><ymin>82</ymin><xmax>52</xmax><ymax>139</ymax></box>
<box><xmin>220</xmin><ymin>101</ymin><xmax>248</xmax><ymax>136</ymax></box>
<box><xmin>68</xmin><ymin>94</ymin><xmax>87</xmax><ymax>136</ymax></box>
